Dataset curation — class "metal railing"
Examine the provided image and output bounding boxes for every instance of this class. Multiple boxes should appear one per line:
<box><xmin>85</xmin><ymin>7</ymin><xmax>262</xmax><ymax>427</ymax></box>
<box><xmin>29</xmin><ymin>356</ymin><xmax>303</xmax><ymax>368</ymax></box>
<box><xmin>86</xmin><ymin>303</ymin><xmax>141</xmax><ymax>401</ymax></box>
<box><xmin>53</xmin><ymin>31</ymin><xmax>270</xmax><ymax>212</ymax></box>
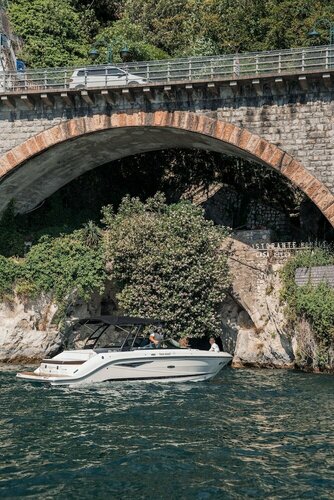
<box><xmin>0</xmin><ymin>45</ymin><xmax>333</xmax><ymax>94</ymax></box>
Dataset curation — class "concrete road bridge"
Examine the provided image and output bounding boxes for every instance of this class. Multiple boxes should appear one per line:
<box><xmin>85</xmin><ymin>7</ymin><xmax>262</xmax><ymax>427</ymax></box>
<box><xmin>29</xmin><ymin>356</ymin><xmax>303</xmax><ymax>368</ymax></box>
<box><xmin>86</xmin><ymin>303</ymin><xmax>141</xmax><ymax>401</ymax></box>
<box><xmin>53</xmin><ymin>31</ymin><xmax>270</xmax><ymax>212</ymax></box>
<box><xmin>1</xmin><ymin>44</ymin><xmax>334</xmax><ymax>225</ymax></box>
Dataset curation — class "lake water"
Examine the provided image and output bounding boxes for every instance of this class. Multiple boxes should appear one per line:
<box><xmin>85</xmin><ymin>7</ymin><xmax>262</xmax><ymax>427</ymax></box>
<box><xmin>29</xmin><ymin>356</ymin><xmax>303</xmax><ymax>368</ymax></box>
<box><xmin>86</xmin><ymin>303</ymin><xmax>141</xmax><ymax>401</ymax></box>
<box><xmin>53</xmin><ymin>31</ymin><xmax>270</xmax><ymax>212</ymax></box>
<box><xmin>0</xmin><ymin>366</ymin><xmax>333</xmax><ymax>499</ymax></box>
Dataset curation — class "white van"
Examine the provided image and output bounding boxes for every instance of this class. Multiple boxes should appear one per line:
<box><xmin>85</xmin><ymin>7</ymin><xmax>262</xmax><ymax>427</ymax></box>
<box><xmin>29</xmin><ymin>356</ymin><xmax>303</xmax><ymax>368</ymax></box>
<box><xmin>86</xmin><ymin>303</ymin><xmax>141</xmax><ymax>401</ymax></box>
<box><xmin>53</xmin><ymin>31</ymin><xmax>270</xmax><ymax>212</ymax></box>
<box><xmin>69</xmin><ymin>66</ymin><xmax>146</xmax><ymax>89</ymax></box>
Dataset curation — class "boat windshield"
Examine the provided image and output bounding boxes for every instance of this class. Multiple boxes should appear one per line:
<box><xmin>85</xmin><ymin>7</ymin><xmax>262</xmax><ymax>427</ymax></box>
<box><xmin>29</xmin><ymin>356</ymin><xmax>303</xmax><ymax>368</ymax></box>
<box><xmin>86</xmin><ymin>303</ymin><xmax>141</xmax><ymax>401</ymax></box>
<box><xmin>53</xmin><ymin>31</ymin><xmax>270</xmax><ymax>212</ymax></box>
<box><xmin>78</xmin><ymin>318</ymin><xmax>181</xmax><ymax>351</ymax></box>
<box><xmin>84</xmin><ymin>323</ymin><xmax>140</xmax><ymax>350</ymax></box>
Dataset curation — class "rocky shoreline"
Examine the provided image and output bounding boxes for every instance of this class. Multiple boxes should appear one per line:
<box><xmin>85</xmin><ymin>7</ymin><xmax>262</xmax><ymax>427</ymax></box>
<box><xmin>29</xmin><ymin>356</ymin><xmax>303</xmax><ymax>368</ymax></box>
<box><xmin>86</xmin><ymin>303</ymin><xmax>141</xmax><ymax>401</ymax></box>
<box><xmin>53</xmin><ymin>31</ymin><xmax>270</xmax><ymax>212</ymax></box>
<box><xmin>1</xmin><ymin>236</ymin><xmax>332</xmax><ymax>373</ymax></box>
<box><xmin>0</xmin><ymin>295</ymin><xmax>332</xmax><ymax>373</ymax></box>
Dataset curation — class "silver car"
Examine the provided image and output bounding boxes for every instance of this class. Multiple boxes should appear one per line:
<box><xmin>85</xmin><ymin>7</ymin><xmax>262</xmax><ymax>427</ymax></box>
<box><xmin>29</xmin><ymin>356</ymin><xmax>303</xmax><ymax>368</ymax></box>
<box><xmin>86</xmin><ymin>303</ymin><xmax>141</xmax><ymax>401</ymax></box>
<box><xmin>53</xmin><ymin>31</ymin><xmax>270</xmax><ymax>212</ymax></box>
<box><xmin>69</xmin><ymin>66</ymin><xmax>146</xmax><ymax>89</ymax></box>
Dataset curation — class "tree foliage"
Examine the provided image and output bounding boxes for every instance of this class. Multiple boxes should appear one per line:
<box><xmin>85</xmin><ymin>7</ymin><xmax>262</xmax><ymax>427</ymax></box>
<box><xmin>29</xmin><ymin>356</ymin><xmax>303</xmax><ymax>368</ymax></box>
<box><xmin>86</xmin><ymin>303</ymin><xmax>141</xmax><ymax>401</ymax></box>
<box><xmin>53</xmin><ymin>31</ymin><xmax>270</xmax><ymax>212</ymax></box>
<box><xmin>0</xmin><ymin>255</ymin><xmax>20</xmax><ymax>298</ymax></box>
<box><xmin>102</xmin><ymin>193</ymin><xmax>230</xmax><ymax>338</ymax></box>
<box><xmin>20</xmin><ymin>231</ymin><xmax>106</xmax><ymax>303</ymax></box>
<box><xmin>9</xmin><ymin>0</ymin><xmax>92</xmax><ymax>67</ymax></box>
<box><xmin>94</xmin><ymin>17</ymin><xmax>168</xmax><ymax>64</ymax></box>
<box><xmin>0</xmin><ymin>197</ymin><xmax>230</xmax><ymax>337</ymax></box>
<box><xmin>122</xmin><ymin>0</ymin><xmax>334</xmax><ymax>56</ymax></box>
<box><xmin>8</xmin><ymin>0</ymin><xmax>334</xmax><ymax>68</ymax></box>
<box><xmin>281</xmin><ymin>249</ymin><xmax>334</xmax><ymax>367</ymax></box>
<box><xmin>0</xmin><ymin>230</ymin><xmax>107</xmax><ymax>311</ymax></box>
<box><xmin>69</xmin><ymin>0</ymin><xmax>122</xmax><ymax>27</ymax></box>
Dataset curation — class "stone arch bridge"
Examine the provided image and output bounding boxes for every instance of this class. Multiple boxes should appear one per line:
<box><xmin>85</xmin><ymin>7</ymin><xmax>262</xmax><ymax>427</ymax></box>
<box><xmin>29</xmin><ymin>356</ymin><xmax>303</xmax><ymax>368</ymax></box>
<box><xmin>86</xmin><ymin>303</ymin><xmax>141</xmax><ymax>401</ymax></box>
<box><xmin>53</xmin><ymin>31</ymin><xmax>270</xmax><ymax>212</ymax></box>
<box><xmin>1</xmin><ymin>49</ymin><xmax>334</xmax><ymax>225</ymax></box>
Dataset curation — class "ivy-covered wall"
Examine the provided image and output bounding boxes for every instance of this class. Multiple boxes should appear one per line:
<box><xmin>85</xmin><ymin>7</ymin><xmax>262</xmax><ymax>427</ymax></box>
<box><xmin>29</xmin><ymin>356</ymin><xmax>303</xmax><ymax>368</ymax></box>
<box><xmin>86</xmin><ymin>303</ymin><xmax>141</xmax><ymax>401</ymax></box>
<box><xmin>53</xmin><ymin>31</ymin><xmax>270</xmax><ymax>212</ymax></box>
<box><xmin>281</xmin><ymin>249</ymin><xmax>334</xmax><ymax>371</ymax></box>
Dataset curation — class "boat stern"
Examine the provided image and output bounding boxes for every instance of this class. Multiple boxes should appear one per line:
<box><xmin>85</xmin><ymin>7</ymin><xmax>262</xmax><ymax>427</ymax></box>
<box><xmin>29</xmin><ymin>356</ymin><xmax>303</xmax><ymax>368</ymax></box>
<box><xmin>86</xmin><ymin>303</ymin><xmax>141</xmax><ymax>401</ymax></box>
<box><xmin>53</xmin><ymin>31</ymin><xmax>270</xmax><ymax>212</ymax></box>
<box><xmin>16</xmin><ymin>349</ymin><xmax>95</xmax><ymax>384</ymax></box>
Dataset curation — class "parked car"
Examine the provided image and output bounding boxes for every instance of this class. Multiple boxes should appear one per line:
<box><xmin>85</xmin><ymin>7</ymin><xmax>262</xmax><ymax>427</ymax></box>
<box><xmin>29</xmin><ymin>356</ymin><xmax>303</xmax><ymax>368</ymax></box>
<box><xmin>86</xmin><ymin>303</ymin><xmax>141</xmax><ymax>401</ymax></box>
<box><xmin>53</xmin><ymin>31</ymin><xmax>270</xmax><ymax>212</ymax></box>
<box><xmin>69</xmin><ymin>66</ymin><xmax>146</xmax><ymax>89</ymax></box>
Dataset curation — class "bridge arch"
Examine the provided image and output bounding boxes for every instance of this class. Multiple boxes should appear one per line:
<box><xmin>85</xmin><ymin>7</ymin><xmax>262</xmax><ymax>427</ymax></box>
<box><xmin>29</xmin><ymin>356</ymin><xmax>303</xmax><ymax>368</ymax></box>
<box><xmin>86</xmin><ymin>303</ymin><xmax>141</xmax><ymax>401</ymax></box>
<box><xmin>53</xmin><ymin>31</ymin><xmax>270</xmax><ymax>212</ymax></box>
<box><xmin>0</xmin><ymin>110</ymin><xmax>334</xmax><ymax>225</ymax></box>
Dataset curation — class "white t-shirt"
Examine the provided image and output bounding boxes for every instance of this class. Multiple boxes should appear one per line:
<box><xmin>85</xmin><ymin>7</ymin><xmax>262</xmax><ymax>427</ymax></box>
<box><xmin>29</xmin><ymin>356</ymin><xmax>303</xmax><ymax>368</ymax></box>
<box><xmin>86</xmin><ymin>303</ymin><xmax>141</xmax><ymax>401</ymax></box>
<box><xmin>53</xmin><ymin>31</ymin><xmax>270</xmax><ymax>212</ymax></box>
<box><xmin>209</xmin><ymin>342</ymin><xmax>220</xmax><ymax>352</ymax></box>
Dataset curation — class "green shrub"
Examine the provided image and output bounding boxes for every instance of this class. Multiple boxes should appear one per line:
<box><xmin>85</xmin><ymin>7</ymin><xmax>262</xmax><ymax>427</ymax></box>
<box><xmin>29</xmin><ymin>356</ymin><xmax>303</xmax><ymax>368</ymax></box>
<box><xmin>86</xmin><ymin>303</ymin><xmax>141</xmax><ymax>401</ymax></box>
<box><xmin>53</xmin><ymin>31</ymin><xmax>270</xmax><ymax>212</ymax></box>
<box><xmin>0</xmin><ymin>229</ymin><xmax>107</xmax><ymax>311</ymax></box>
<box><xmin>0</xmin><ymin>195</ymin><xmax>230</xmax><ymax>335</ymax></box>
<box><xmin>102</xmin><ymin>193</ymin><xmax>230</xmax><ymax>338</ymax></box>
<box><xmin>21</xmin><ymin>232</ymin><xmax>106</xmax><ymax>304</ymax></box>
<box><xmin>281</xmin><ymin>248</ymin><xmax>334</xmax><ymax>363</ymax></box>
<box><xmin>0</xmin><ymin>255</ymin><xmax>20</xmax><ymax>298</ymax></box>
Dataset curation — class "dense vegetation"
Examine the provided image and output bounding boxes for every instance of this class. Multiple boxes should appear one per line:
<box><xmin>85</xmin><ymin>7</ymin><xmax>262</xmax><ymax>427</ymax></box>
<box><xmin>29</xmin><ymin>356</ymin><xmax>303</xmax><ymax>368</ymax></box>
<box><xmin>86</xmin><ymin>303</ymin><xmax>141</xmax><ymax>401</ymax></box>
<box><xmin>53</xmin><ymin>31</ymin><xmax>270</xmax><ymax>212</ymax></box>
<box><xmin>0</xmin><ymin>195</ymin><xmax>230</xmax><ymax>339</ymax></box>
<box><xmin>0</xmin><ymin>227</ymin><xmax>106</xmax><ymax>314</ymax></box>
<box><xmin>281</xmin><ymin>249</ymin><xmax>334</xmax><ymax>369</ymax></box>
<box><xmin>102</xmin><ymin>194</ymin><xmax>230</xmax><ymax>338</ymax></box>
<box><xmin>7</xmin><ymin>0</ymin><xmax>334</xmax><ymax>68</ymax></box>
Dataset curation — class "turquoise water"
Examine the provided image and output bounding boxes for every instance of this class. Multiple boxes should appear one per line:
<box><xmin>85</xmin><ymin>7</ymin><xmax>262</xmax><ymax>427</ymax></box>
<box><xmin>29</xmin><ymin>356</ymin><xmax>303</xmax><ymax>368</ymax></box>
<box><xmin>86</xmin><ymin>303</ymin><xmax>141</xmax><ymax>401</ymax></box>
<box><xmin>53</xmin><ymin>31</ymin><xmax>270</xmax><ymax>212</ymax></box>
<box><xmin>0</xmin><ymin>367</ymin><xmax>333</xmax><ymax>499</ymax></box>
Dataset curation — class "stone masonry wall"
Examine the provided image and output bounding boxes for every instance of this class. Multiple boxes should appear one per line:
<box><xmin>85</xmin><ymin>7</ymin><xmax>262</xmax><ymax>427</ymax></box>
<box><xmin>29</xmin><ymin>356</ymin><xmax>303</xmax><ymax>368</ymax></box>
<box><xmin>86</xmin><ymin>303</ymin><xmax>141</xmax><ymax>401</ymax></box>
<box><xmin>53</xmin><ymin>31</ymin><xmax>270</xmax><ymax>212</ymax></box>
<box><xmin>0</xmin><ymin>113</ymin><xmax>66</xmax><ymax>156</ymax></box>
<box><xmin>215</xmin><ymin>96</ymin><xmax>334</xmax><ymax>193</ymax></box>
<box><xmin>203</xmin><ymin>185</ymin><xmax>291</xmax><ymax>237</ymax></box>
<box><xmin>0</xmin><ymin>84</ymin><xmax>334</xmax><ymax>193</ymax></box>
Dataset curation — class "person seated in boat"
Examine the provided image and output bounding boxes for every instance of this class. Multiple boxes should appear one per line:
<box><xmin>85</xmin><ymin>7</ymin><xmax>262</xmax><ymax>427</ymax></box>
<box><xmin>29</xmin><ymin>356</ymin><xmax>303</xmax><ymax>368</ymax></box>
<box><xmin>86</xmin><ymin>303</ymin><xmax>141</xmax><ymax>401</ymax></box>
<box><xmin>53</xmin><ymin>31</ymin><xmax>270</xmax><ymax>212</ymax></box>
<box><xmin>209</xmin><ymin>337</ymin><xmax>220</xmax><ymax>352</ymax></box>
<box><xmin>179</xmin><ymin>337</ymin><xmax>190</xmax><ymax>348</ymax></box>
<box><xmin>149</xmin><ymin>329</ymin><xmax>164</xmax><ymax>348</ymax></box>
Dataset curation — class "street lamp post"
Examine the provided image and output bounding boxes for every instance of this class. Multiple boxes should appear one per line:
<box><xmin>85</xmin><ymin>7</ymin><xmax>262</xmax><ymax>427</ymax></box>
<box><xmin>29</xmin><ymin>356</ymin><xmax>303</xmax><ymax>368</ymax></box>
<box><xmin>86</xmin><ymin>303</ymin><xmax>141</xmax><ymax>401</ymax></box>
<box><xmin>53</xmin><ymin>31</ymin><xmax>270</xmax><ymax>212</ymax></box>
<box><xmin>308</xmin><ymin>19</ymin><xmax>334</xmax><ymax>45</ymax></box>
<box><xmin>89</xmin><ymin>42</ymin><xmax>130</xmax><ymax>64</ymax></box>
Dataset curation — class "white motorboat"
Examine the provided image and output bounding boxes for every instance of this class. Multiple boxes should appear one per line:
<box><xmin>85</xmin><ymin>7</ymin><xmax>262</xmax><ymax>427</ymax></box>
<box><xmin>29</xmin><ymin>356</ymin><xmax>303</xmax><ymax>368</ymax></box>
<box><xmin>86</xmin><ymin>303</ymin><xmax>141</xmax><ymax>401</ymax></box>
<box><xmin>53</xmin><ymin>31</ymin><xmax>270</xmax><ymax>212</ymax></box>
<box><xmin>16</xmin><ymin>317</ymin><xmax>232</xmax><ymax>386</ymax></box>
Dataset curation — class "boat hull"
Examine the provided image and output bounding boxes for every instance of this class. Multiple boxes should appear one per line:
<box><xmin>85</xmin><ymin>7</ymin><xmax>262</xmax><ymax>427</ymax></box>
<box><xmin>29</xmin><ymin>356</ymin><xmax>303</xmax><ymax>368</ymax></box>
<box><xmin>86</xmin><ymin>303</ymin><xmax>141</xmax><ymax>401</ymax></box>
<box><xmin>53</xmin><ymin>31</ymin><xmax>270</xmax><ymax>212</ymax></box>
<box><xmin>17</xmin><ymin>349</ymin><xmax>232</xmax><ymax>386</ymax></box>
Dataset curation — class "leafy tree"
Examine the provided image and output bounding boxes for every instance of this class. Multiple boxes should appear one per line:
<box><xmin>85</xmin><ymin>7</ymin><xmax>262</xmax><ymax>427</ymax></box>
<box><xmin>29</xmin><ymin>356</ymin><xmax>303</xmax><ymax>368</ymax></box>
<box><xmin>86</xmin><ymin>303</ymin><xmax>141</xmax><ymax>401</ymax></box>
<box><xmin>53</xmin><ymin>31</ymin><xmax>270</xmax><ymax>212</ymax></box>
<box><xmin>13</xmin><ymin>231</ymin><xmax>107</xmax><ymax>309</ymax></box>
<box><xmin>70</xmin><ymin>0</ymin><xmax>123</xmax><ymax>26</ymax></box>
<box><xmin>200</xmin><ymin>0</ymin><xmax>268</xmax><ymax>54</ymax></box>
<box><xmin>102</xmin><ymin>193</ymin><xmax>230</xmax><ymax>339</ymax></box>
<box><xmin>93</xmin><ymin>17</ymin><xmax>168</xmax><ymax>63</ymax></box>
<box><xmin>260</xmin><ymin>0</ymin><xmax>334</xmax><ymax>50</ymax></box>
<box><xmin>0</xmin><ymin>255</ymin><xmax>20</xmax><ymax>298</ymax></box>
<box><xmin>9</xmin><ymin>0</ymin><xmax>92</xmax><ymax>67</ymax></box>
<box><xmin>8</xmin><ymin>0</ymin><xmax>334</xmax><ymax>68</ymax></box>
<box><xmin>123</xmin><ymin>0</ymin><xmax>200</xmax><ymax>56</ymax></box>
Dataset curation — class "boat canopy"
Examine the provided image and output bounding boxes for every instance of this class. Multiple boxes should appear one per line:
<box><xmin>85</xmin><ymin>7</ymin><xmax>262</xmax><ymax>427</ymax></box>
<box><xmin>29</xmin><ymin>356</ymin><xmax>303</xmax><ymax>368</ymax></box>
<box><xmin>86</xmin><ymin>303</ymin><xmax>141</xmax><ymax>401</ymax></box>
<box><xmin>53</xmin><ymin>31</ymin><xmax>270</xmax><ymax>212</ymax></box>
<box><xmin>76</xmin><ymin>316</ymin><xmax>163</xmax><ymax>326</ymax></box>
<box><xmin>71</xmin><ymin>316</ymin><xmax>165</xmax><ymax>350</ymax></box>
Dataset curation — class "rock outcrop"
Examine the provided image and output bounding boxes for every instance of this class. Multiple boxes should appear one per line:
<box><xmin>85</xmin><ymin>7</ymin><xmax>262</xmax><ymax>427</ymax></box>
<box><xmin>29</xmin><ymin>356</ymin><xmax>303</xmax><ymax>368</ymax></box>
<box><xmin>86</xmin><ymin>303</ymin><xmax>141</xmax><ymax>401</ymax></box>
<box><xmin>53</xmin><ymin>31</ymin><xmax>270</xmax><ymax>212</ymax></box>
<box><xmin>221</xmin><ymin>237</ymin><xmax>295</xmax><ymax>369</ymax></box>
<box><xmin>0</xmin><ymin>285</ymin><xmax>117</xmax><ymax>364</ymax></box>
<box><xmin>0</xmin><ymin>295</ymin><xmax>60</xmax><ymax>363</ymax></box>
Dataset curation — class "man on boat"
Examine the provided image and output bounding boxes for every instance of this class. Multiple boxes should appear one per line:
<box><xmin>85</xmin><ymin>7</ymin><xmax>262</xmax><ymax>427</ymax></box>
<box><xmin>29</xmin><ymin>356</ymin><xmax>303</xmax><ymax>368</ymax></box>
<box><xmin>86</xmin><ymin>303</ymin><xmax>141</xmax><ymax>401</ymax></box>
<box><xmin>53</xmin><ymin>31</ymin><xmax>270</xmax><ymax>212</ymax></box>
<box><xmin>209</xmin><ymin>337</ymin><xmax>220</xmax><ymax>352</ymax></box>
<box><xmin>149</xmin><ymin>328</ymin><xmax>164</xmax><ymax>348</ymax></box>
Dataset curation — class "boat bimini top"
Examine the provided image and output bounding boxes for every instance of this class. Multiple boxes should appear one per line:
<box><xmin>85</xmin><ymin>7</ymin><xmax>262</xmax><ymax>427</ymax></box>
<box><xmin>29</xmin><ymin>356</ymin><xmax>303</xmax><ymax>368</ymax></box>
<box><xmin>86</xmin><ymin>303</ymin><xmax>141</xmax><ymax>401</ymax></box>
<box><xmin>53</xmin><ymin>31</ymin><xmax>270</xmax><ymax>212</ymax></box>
<box><xmin>72</xmin><ymin>316</ymin><xmax>173</xmax><ymax>352</ymax></box>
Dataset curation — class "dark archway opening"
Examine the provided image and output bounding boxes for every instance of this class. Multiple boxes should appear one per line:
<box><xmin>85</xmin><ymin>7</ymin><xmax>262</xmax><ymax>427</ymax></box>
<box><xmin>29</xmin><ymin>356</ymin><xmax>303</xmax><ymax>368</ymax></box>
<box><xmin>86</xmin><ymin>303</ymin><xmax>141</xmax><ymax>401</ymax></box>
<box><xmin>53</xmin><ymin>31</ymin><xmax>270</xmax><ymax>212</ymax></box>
<box><xmin>1</xmin><ymin>148</ymin><xmax>333</xmax><ymax>257</ymax></box>
<box><xmin>20</xmin><ymin>151</ymin><xmax>334</xmax><ymax>237</ymax></box>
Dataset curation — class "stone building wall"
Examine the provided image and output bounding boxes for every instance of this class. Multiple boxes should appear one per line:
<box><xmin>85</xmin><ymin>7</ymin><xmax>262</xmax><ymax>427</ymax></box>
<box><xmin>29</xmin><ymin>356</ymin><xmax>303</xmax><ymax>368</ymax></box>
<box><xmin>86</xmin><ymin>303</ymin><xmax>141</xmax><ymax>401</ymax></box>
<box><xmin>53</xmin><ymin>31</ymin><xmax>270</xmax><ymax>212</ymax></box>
<box><xmin>222</xmin><ymin>237</ymin><xmax>296</xmax><ymax>368</ymax></box>
<box><xmin>203</xmin><ymin>185</ymin><xmax>291</xmax><ymax>237</ymax></box>
<box><xmin>246</xmin><ymin>200</ymin><xmax>291</xmax><ymax>236</ymax></box>
<box><xmin>203</xmin><ymin>186</ymin><xmax>241</xmax><ymax>227</ymax></box>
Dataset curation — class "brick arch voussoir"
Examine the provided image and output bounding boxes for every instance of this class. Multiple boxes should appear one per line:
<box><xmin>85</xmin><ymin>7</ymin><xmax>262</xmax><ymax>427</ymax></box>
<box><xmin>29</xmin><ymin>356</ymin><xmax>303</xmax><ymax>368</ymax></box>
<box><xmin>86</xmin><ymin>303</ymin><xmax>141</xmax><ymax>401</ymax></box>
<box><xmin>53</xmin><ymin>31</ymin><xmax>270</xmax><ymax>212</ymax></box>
<box><xmin>1</xmin><ymin>111</ymin><xmax>334</xmax><ymax>226</ymax></box>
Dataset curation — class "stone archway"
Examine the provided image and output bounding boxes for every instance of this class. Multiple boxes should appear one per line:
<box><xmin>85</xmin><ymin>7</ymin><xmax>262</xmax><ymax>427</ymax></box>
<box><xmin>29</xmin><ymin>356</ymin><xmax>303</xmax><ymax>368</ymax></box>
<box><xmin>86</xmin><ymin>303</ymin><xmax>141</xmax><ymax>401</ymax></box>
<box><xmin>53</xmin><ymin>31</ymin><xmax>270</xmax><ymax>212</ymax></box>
<box><xmin>0</xmin><ymin>110</ymin><xmax>333</xmax><ymax>224</ymax></box>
